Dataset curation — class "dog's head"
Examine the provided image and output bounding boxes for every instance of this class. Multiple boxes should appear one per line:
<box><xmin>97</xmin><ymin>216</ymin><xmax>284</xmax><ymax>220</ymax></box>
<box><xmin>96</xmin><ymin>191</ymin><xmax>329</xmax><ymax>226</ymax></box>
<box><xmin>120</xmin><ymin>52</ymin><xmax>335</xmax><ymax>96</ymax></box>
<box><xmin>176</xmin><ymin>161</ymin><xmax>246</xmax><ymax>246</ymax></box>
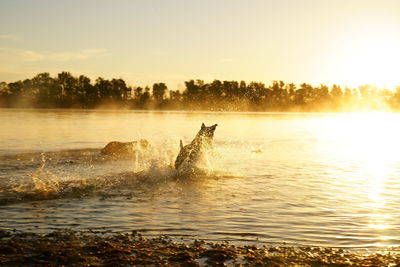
<box><xmin>197</xmin><ymin>123</ymin><xmax>217</xmax><ymax>139</ymax></box>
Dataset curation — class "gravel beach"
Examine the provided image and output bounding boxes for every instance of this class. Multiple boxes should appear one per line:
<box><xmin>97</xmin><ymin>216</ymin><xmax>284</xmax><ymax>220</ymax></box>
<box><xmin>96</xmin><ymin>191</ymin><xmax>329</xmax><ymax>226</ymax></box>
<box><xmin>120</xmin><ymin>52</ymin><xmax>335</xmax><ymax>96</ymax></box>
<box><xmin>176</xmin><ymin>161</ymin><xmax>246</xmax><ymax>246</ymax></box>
<box><xmin>1</xmin><ymin>230</ymin><xmax>399</xmax><ymax>266</ymax></box>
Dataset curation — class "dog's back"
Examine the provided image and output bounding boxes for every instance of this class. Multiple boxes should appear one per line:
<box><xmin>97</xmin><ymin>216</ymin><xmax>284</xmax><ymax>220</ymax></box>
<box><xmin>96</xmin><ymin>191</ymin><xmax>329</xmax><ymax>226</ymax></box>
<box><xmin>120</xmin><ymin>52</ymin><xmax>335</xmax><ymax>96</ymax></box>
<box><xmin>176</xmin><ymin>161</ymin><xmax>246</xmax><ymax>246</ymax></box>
<box><xmin>101</xmin><ymin>139</ymin><xmax>149</xmax><ymax>157</ymax></box>
<box><xmin>175</xmin><ymin>123</ymin><xmax>217</xmax><ymax>170</ymax></box>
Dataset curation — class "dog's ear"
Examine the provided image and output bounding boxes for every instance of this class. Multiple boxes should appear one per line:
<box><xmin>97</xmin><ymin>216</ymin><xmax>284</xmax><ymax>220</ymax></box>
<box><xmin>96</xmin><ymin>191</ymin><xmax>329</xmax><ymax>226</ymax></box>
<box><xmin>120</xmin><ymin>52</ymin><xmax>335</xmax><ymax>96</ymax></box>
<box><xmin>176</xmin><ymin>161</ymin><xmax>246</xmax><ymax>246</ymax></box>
<box><xmin>180</xmin><ymin>140</ymin><xmax>183</xmax><ymax>149</ymax></box>
<box><xmin>201</xmin><ymin>123</ymin><xmax>205</xmax><ymax>129</ymax></box>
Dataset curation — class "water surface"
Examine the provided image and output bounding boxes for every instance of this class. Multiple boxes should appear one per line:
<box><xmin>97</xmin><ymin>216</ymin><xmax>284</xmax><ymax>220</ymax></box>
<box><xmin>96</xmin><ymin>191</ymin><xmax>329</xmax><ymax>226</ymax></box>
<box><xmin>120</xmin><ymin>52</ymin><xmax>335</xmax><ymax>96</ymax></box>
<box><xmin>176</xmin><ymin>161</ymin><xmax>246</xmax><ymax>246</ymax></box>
<box><xmin>1</xmin><ymin>108</ymin><xmax>400</xmax><ymax>248</ymax></box>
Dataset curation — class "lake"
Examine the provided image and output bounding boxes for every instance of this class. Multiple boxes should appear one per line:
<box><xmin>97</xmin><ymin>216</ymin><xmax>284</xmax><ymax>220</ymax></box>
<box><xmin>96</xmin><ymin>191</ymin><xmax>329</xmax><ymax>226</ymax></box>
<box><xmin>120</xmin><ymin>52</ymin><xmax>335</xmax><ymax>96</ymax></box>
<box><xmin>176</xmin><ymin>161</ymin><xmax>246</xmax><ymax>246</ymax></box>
<box><xmin>0</xmin><ymin>108</ymin><xmax>399</xmax><ymax>248</ymax></box>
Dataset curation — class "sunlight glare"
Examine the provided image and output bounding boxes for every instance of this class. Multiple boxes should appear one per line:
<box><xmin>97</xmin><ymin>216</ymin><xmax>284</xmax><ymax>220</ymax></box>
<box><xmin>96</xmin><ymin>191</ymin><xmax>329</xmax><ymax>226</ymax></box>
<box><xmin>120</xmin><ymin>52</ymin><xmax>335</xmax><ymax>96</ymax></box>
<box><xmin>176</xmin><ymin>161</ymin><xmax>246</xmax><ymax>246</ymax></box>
<box><xmin>324</xmin><ymin>21</ymin><xmax>400</xmax><ymax>88</ymax></box>
<box><xmin>340</xmin><ymin>40</ymin><xmax>399</xmax><ymax>88</ymax></box>
<box><xmin>317</xmin><ymin>113</ymin><xmax>400</xmax><ymax>232</ymax></box>
<box><xmin>323</xmin><ymin>113</ymin><xmax>400</xmax><ymax>234</ymax></box>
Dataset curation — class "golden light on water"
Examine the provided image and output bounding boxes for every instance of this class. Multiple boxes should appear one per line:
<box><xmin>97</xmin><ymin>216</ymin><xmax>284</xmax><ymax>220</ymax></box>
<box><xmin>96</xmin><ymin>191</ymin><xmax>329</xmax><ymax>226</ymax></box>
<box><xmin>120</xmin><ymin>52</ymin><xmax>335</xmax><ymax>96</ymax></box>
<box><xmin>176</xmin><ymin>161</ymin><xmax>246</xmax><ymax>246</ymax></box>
<box><xmin>365</xmin><ymin>159</ymin><xmax>390</xmax><ymax>233</ymax></box>
<box><xmin>316</xmin><ymin>113</ymin><xmax>400</xmax><ymax>239</ymax></box>
<box><xmin>323</xmin><ymin>113</ymin><xmax>400</xmax><ymax>163</ymax></box>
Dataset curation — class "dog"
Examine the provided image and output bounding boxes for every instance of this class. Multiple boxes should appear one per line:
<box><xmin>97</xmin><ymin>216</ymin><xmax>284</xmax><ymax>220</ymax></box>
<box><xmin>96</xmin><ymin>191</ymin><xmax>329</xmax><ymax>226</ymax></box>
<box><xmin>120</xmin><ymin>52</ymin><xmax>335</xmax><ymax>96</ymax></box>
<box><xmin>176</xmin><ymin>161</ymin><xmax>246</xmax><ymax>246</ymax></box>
<box><xmin>175</xmin><ymin>123</ymin><xmax>217</xmax><ymax>171</ymax></box>
<box><xmin>101</xmin><ymin>139</ymin><xmax>149</xmax><ymax>157</ymax></box>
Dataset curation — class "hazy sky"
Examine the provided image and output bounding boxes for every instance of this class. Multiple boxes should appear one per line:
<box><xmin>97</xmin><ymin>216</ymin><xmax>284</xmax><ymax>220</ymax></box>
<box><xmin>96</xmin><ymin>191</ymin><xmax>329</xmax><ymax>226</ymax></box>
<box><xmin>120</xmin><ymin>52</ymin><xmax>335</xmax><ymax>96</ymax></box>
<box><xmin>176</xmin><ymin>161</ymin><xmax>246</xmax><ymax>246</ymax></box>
<box><xmin>1</xmin><ymin>0</ymin><xmax>399</xmax><ymax>89</ymax></box>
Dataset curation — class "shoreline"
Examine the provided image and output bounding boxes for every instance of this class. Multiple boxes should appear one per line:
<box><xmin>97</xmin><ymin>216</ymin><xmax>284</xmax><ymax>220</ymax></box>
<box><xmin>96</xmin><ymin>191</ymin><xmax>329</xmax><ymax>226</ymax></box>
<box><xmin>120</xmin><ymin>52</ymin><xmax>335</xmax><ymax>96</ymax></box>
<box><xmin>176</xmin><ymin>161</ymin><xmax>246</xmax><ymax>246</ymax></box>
<box><xmin>1</xmin><ymin>230</ymin><xmax>399</xmax><ymax>266</ymax></box>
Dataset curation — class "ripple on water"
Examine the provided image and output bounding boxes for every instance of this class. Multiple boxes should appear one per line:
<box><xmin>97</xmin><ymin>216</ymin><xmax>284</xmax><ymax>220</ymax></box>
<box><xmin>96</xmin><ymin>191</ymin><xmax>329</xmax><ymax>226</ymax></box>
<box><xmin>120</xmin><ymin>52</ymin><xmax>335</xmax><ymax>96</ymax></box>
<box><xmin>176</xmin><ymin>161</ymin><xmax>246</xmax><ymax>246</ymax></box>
<box><xmin>1</xmin><ymin>110</ymin><xmax>400</xmax><ymax>248</ymax></box>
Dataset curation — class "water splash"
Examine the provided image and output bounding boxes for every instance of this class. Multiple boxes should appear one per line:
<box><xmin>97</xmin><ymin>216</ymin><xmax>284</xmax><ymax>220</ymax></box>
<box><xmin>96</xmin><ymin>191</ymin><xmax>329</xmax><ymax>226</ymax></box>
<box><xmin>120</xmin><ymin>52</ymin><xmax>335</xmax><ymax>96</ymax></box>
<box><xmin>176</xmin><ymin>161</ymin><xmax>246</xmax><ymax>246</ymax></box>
<box><xmin>10</xmin><ymin>153</ymin><xmax>61</xmax><ymax>200</ymax></box>
<box><xmin>0</xmin><ymin>144</ymin><xmax>233</xmax><ymax>205</ymax></box>
<box><xmin>29</xmin><ymin>153</ymin><xmax>60</xmax><ymax>193</ymax></box>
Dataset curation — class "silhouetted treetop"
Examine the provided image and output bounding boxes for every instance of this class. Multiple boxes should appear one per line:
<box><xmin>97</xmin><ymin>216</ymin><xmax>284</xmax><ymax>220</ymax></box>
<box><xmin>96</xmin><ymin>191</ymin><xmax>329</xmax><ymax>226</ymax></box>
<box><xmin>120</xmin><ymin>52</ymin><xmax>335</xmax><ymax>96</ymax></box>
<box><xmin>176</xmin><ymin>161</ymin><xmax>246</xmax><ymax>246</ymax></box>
<box><xmin>0</xmin><ymin>72</ymin><xmax>399</xmax><ymax>112</ymax></box>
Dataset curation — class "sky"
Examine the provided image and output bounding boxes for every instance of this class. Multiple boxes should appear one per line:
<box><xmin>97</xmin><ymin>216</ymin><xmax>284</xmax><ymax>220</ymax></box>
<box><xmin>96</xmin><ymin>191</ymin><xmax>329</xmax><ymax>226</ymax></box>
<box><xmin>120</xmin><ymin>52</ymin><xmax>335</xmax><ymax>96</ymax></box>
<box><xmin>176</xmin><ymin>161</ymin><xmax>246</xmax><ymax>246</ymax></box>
<box><xmin>0</xmin><ymin>0</ymin><xmax>400</xmax><ymax>90</ymax></box>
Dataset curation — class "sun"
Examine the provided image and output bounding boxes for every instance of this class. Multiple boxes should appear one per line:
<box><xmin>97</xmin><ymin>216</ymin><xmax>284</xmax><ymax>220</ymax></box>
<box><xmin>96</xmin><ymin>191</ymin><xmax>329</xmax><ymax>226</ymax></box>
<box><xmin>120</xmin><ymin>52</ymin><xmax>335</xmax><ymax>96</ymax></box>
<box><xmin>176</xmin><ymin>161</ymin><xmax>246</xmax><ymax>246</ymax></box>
<box><xmin>339</xmin><ymin>39</ymin><xmax>400</xmax><ymax>88</ymax></box>
<box><xmin>317</xmin><ymin>20</ymin><xmax>400</xmax><ymax>89</ymax></box>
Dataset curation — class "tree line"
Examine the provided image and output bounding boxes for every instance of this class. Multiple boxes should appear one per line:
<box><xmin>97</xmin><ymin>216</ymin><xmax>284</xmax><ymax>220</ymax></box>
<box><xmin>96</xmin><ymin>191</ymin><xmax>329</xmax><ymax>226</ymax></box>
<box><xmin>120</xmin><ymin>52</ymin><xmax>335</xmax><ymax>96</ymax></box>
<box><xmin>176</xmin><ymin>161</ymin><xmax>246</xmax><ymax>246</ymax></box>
<box><xmin>1</xmin><ymin>71</ymin><xmax>400</xmax><ymax>112</ymax></box>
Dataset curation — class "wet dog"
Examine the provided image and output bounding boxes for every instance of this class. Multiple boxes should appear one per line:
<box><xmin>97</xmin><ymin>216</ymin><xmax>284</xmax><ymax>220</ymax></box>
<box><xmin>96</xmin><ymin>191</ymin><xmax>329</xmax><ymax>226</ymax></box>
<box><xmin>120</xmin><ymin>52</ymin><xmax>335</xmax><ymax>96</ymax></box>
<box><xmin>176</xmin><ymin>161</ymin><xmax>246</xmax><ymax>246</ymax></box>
<box><xmin>101</xmin><ymin>139</ymin><xmax>149</xmax><ymax>157</ymax></box>
<box><xmin>175</xmin><ymin>123</ymin><xmax>217</xmax><ymax>172</ymax></box>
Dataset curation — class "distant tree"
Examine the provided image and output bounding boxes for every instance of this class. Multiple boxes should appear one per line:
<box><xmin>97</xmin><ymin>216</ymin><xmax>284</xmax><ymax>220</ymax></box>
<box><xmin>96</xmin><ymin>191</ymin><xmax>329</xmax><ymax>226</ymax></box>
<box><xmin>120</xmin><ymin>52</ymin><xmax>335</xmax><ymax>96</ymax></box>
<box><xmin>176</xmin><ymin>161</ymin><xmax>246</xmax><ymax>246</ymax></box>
<box><xmin>208</xmin><ymin>80</ymin><xmax>224</xmax><ymax>108</ymax></box>
<box><xmin>222</xmin><ymin>80</ymin><xmax>239</xmax><ymax>98</ymax></box>
<box><xmin>308</xmin><ymin>84</ymin><xmax>330</xmax><ymax>110</ymax></box>
<box><xmin>152</xmin><ymin>83</ymin><xmax>167</xmax><ymax>101</ymax></box>
<box><xmin>330</xmin><ymin>84</ymin><xmax>343</xmax><ymax>110</ymax></box>
<box><xmin>331</xmin><ymin>84</ymin><xmax>343</xmax><ymax>98</ymax></box>
<box><xmin>133</xmin><ymin>86</ymin><xmax>150</xmax><ymax>109</ymax></box>
<box><xmin>8</xmin><ymin>81</ymin><xmax>23</xmax><ymax>99</ymax></box>
<box><xmin>183</xmin><ymin>80</ymin><xmax>207</xmax><ymax>109</ymax></box>
<box><xmin>110</xmin><ymin>78</ymin><xmax>129</xmax><ymax>102</ymax></box>
<box><xmin>285</xmin><ymin>83</ymin><xmax>296</xmax><ymax>106</ymax></box>
<box><xmin>142</xmin><ymin>87</ymin><xmax>151</xmax><ymax>107</ymax></box>
<box><xmin>293</xmin><ymin>83</ymin><xmax>313</xmax><ymax>107</ymax></box>
<box><xmin>77</xmin><ymin>75</ymin><xmax>95</xmax><ymax>107</ymax></box>
<box><xmin>239</xmin><ymin>80</ymin><xmax>247</xmax><ymax>97</ymax></box>
<box><xmin>0</xmin><ymin>81</ymin><xmax>10</xmax><ymax>107</ymax></box>
<box><xmin>268</xmin><ymin>81</ymin><xmax>287</xmax><ymax>110</ymax></box>
<box><xmin>2</xmin><ymin>71</ymin><xmax>400</xmax><ymax>112</ymax></box>
<box><xmin>246</xmin><ymin>82</ymin><xmax>266</xmax><ymax>110</ymax></box>
<box><xmin>134</xmin><ymin>86</ymin><xmax>143</xmax><ymax>100</ymax></box>
<box><xmin>168</xmin><ymin>89</ymin><xmax>182</xmax><ymax>109</ymax></box>
<box><xmin>57</xmin><ymin>72</ymin><xmax>78</xmax><ymax>107</ymax></box>
<box><xmin>30</xmin><ymin>73</ymin><xmax>57</xmax><ymax>107</ymax></box>
<box><xmin>95</xmin><ymin>77</ymin><xmax>113</xmax><ymax>103</ymax></box>
<box><xmin>0</xmin><ymin>81</ymin><xmax>8</xmax><ymax>97</ymax></box>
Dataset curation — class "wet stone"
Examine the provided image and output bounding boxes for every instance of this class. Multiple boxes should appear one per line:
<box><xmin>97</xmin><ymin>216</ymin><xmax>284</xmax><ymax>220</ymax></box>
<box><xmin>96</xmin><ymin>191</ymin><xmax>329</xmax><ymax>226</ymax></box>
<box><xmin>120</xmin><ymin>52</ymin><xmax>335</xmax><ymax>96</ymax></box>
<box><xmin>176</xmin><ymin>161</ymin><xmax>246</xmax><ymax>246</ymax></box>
<box><xmin>0</xmin><ymin>230</ymin><xmax>400</xmax><ymax>266</ymax></box>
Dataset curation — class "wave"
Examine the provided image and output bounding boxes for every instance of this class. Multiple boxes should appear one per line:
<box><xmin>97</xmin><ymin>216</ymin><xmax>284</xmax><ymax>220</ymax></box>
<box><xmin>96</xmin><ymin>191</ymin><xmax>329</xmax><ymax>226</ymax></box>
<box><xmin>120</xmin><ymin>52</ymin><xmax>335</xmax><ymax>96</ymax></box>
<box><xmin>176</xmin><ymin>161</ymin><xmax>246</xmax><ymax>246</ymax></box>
<box><xmin>0</xmin><ymin>147</ymin><xmax>237</xmax><ymax>206</ymax></box>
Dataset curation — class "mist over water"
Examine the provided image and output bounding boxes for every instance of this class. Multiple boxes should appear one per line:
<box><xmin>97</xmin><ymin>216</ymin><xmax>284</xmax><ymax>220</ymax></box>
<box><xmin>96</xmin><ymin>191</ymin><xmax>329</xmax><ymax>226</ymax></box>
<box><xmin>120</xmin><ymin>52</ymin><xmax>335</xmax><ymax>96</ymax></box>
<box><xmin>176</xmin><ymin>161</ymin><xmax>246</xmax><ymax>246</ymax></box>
<box><xmin>1</xmin><ymin>109</ymin><xmax>400</xmax><ymax>248</ymax></box>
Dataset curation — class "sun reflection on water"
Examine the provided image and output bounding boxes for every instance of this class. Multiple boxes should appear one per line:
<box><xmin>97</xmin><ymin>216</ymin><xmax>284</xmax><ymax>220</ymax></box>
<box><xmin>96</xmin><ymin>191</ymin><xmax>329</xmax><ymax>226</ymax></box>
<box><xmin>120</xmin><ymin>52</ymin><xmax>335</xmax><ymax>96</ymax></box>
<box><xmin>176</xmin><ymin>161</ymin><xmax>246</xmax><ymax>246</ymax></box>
<box><xmin>316</xmin><ymin>113</ymin><xmax>400</xmax><ymax>242</ymax></box>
